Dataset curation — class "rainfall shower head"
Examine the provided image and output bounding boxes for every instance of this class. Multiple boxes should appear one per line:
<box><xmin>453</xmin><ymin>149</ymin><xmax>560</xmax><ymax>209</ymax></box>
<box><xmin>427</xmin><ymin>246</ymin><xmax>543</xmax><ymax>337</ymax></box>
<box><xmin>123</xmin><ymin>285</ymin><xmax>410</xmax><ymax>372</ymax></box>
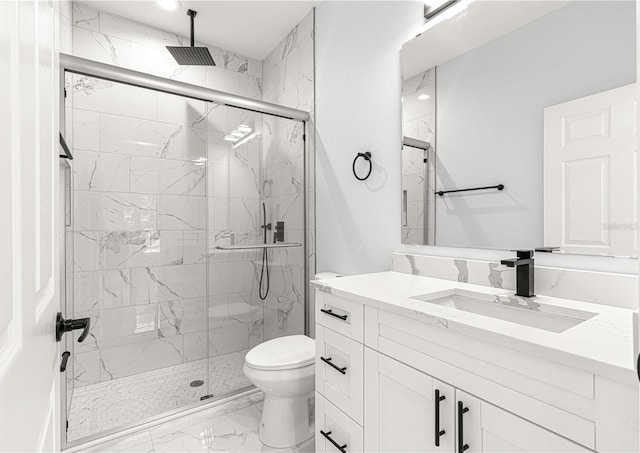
<box><xmin>166</xmin><ymin>9</ymin><xmax>216</xmax><ymax>66</ymax></box>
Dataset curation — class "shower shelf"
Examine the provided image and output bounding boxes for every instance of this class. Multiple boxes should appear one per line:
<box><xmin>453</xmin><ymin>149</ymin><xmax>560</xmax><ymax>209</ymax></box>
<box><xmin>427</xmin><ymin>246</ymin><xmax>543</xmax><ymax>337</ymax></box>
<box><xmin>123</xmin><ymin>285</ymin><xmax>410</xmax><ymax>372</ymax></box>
<box><xmin>216</xmin><ymin>242</ymin><xmax>302</xmax><ymax>250</ymax></box>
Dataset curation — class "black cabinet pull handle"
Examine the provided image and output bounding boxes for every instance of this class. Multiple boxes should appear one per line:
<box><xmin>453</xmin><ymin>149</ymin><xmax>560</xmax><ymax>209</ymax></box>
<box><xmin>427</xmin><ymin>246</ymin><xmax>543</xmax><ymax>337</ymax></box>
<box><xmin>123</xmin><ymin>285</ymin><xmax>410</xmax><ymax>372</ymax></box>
<box><xmin>60</xmin><ymin>351</ymin><xmax>71</xmax><ymax>373</ymax></box>
<box><xmin>458</xmin><ymin>401</ymin><xmax>469</xmax><ymax>453</ymax></box>
<box><xmin>55</xmin><ymin>312</ymin><xmax>91</xmax><ymax>343</ymax></box>
<box><xmin>320</xmin><ymin>430</ymin><xmax>347</xmax><ymax>453</ymax></box>
<box><xmin>320</xmin><ymin>308</ymin><xmax>348</xmax><ymax>321</ymax></box>
<box><xmin>321</xmin><ymin>356</ymin><xmax>347</xmax><ymax>375</ymax></box>
<box><xmin>435</xmin><ymin>389</ymin><xmax>446</xmax><ymax>446</ymax></box>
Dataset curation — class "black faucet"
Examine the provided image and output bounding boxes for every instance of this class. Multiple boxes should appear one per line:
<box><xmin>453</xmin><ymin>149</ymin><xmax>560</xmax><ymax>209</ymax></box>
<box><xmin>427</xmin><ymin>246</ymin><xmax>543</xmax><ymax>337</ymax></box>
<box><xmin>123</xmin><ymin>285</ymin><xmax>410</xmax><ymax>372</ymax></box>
<box><xmin>500</xmin><ymin>250</ymin><xmax>535</xmax><ymax>298</ymax></box>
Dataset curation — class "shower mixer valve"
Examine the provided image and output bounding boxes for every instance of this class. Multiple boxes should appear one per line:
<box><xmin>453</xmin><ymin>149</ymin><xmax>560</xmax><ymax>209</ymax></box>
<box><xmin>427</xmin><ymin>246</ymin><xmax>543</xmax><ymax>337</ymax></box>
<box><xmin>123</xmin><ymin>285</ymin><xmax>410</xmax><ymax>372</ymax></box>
<box><xmin>274</xmin><ymin>221</ymin><xmax>285</xmax><ymax>243</ymax></box>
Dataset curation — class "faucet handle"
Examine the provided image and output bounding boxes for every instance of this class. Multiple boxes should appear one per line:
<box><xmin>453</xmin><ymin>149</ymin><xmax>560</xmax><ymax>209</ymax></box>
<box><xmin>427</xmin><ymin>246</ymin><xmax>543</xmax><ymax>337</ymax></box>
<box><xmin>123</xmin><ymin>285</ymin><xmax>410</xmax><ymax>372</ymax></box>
<box><xmin>512</xmin><ymin>250</ymin><xmax>534</xmax><ymax>259</ymax></box>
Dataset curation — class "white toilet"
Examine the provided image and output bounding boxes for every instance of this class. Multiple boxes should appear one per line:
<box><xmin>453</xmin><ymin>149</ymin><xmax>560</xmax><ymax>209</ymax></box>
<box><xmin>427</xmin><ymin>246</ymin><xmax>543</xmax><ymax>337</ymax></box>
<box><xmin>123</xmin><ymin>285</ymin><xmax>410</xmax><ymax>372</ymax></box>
<box><xmin>243</xmin><ymin>335</ymin><xmax>316</xmax><ymax>449</ymax></box>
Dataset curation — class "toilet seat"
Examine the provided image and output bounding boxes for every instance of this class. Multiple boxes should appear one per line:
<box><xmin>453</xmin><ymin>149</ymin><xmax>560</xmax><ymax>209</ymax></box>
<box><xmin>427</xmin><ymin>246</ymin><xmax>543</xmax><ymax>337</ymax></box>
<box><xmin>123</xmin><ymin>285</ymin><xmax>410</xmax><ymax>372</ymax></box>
<box><xmin>245</xmin><ymin>335</ymin><xmax>315</xmax><ymax>371</ymax></box>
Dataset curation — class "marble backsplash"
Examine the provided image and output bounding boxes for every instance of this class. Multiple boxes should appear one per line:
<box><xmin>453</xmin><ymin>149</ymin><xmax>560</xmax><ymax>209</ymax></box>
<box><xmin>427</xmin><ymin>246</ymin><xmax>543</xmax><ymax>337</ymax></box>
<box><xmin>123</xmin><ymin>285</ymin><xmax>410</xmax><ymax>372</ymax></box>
<box><xmin>391</xmin><ymin>252</ymin><xmax>637</xmax><ymax>309</ymax></box>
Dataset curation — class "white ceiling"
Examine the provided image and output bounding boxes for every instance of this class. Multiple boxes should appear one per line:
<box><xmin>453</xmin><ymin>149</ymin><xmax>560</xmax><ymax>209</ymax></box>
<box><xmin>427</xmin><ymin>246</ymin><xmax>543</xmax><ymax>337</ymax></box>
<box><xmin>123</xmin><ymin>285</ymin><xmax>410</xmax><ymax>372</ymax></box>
<box><xmin>83</xmin><ymin>0</ymin><xmax>320</xmax><ymax>60</ymax></box>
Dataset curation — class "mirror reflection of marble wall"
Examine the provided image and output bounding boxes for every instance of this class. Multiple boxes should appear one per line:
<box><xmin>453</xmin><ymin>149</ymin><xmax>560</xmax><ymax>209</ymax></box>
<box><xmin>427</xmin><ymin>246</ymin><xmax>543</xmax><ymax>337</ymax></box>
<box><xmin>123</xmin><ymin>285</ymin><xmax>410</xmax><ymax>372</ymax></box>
<box><xmin>400</xmin><ymin>0</ymin><xmax>637</xmax><ymax>256</ymax></box>
<box><xmin>401</xmin><ymin>68</ymin><xmax>436</xmax><ymax>245</ymax></box>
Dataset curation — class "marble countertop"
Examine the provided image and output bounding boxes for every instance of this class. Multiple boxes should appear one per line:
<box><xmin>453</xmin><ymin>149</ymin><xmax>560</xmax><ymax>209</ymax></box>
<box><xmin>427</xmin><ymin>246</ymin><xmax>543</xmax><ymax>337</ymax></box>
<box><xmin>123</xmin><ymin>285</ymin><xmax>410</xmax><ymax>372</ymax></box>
<box><xmin>312</xmin><ymin>271</ymin><xmax>638</xmax><ymax>386</ymax></box>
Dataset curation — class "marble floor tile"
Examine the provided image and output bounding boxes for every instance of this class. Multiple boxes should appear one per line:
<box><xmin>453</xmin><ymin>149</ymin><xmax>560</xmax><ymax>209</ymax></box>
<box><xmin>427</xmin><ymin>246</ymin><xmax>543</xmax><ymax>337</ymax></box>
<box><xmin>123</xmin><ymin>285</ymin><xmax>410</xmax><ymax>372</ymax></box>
<box><xmin>82</xmin><ymin>392</ymin><xmax>314</xmax><ymax>453</ymax></box>
<box><xmin>151</xmin><ymin>405</ymin><xmax>264</xmax><ymax>452</ymax></box>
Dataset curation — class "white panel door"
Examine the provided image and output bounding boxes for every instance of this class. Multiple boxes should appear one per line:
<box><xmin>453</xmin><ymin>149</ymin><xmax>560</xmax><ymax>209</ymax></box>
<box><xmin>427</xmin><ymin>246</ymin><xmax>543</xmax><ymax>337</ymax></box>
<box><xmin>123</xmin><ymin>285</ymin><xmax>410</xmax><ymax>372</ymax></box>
<box><xmin>364</xmin><ymin>349</ymin><xmax>455</xmax><ymax>452</ymax></box>
<box><xmin>544</xmin><ymin>83</ymin><xmax>637</xmax><ymax>256</ymax></box>
<box><xmin>0</xmin><ymin>1</ymin><xmax>61</xmax><ymax>451</ymax></box>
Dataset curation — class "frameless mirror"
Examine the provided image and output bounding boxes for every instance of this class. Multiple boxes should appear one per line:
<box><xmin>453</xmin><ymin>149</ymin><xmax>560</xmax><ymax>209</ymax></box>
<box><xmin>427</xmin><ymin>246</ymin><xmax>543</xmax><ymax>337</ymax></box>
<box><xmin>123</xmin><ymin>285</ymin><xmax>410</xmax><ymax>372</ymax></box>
<box><xmin>400</xmin><ymin>0</ymin><xmax>638</xmax><ymax>257</ymax></box>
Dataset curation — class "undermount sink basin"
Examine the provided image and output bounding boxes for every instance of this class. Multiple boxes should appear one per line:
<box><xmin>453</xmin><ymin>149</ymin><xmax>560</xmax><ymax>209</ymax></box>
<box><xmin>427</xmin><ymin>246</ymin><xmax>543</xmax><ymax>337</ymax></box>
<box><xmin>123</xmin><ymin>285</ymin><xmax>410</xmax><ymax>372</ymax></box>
<box><xmin>410</xmin><ymin>289</ymin><xmax>597</xmax><ymax>333</ymax></box>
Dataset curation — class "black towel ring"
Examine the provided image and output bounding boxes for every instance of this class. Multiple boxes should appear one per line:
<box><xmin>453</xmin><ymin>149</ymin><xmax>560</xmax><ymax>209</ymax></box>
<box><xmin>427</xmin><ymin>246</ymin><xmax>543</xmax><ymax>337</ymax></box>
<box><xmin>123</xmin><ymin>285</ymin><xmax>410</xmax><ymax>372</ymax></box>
<box><xmin>353</xmin><ymin>152</ymin><xmax>372</xmax><ymax>181</ymax></box>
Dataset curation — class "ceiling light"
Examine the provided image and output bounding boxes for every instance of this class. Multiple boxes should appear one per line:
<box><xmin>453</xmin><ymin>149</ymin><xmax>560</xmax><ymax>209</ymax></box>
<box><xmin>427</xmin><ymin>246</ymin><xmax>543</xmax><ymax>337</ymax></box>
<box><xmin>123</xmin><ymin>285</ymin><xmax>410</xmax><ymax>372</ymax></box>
<box><xmin>418</xmin><ymin>94</ymin><xmax>430</xmax><ymax>100</ymax></box>
<box><xmin>157</xmin><ymin>0</ymin><xmax>179</xmax><ymax>11</ymax></box>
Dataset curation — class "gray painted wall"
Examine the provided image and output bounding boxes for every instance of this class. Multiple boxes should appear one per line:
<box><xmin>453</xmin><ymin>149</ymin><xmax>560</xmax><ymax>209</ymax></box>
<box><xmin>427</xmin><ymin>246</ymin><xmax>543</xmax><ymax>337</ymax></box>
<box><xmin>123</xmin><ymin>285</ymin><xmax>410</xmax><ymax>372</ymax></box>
<box><xmin>435</xmin><ymin>1</ymin><xmax>636</xmax><ymax>250</ymax></box>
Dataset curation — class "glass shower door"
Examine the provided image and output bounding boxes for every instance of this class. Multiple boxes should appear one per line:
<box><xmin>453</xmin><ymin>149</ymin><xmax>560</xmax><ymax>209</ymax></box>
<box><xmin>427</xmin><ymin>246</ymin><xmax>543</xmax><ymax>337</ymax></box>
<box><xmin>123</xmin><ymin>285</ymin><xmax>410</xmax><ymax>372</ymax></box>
<box><xmin>204</xmin><ymin>104</ymin><xmax>307</xmax><ymax>396</ymax></box>
<box><xmin>63</xmin><ymin>71</ymin><xmax>307</xmax><ymax>445</ymax></box>
<box><xmin>64</xmin><ymin>73</ymin><xmax>211</xmax><ymax>443</ymax></box>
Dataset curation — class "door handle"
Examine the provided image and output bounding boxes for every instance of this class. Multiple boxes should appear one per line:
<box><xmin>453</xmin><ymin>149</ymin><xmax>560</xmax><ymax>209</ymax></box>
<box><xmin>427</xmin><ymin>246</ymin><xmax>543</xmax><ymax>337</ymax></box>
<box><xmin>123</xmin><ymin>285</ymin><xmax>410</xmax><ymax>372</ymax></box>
<box><xmin>435</xmin><ymin>389</ymin><xmax>446</xmax><ymax>446</ymax></box>
<box><xmin>457</xmin><ymin>401</ymin><xmax>469</xmax><ymax>453</ymax></box>
<box><xmin>60</xmin><ymin>351</ymin><xmax>71</xmax><ymax>372</ymax></box>
<box><xmin>55</xmin><ymin>312</ymin><xmax>91</xmax><ymax>342</ymax></box>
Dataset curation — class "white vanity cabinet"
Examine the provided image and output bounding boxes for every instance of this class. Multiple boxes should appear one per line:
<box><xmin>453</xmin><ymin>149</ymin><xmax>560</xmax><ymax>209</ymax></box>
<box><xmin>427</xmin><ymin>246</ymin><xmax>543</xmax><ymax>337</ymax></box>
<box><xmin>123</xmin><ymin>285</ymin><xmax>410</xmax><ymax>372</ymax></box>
<box><xmin>364</xmin><ymin>349</ymin><xmax>590</xmax><ymax>453</ymax></box>
<box><xmin>314</xmin><ymin>288</ymin><xmax>639</xmax><ymax>453</ymax></box>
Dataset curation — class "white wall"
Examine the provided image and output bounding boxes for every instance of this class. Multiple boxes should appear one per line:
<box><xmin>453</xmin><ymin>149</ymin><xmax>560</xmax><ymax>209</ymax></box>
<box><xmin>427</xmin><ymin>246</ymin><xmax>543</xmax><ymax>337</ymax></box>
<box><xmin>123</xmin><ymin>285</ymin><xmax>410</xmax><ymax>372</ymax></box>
<box><xmin>435</xmin><ymin>1</ymin><xmax>636</xmax><ymax>250</ymax></box>
<box><xmin>315</xmin><ymin>0</ymin><xmax>639</xmax><ymax>276</ymax></box>
<box><xmin>315</xmin><ymin>1</ymin><xmax>424</xmax><ymax>275</ymax></box>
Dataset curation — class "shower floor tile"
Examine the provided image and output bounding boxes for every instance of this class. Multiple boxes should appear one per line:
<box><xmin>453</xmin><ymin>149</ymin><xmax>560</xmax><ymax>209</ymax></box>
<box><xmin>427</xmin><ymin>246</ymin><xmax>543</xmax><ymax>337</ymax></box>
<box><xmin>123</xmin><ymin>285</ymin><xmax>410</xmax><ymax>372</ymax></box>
<box><xmin>71</xmin><ymin>392</ymin><xmax>315</xmax><ymax>453</ymax></box>
<box><xmin>67</xmin><ymin>350</ymin><xmax>251</xmax><ymax>443</ymax></box>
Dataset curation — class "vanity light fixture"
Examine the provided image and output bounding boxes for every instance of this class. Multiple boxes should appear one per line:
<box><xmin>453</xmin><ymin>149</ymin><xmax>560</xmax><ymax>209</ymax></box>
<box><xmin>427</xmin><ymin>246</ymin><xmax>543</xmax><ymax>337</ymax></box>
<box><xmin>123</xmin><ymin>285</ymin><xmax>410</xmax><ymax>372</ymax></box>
<box><xmin>156</xmin><ymin>0</ymin><xmax>180</xmax><ymax>11</ymax></box>
<box><xmin>418</xmin><ymin>94</ymin><xmax>430</xmax><ymax>100</ymax></box>
<box><xmin>423</xmin><ymin>0</ymin><xmax>460</xmax><ymax>20</ymax></box>
<box><xmin>418</xmin><ymin>0</ymin><xmax>472</xmax><ymax>33</ymax></box>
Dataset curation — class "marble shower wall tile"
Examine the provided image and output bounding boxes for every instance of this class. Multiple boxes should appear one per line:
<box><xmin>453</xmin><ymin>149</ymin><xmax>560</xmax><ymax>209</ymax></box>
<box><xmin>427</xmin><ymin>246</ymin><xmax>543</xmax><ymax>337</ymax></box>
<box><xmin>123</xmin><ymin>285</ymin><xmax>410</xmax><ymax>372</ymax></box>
<box><xmin>158</xmin><ymin>298</ymin><xmax>207</xmax><ymax>337</ymax></box>
<box><xmin>100</xmin><ymin>336</ymin><xmax>184</xmax><ymax>381</ymax></box>
<box><xmin>100</xmin><ymin>230</ymin><xmax>184</xmax><ymax>269</ymax></box>
<box><xmin>73</xmin><ymin>150</ymin><xmax>130</xmax><ymax>192</ymax></box>
<box><xmin>130</xmin><ymin>157</ymin><xmax>205</xmax><ymax>196</ymax></box>
<box><xmin>158</xmin><ymin>195</ymin><xmax>206</xmax><ymax>230</ymax></box>
<box><xmin>72</xmin><ymin>4</ymin><xmax>263</xmax><ymax>100</ymax></box>
<box><xmin>74</xmin><ymin>192</ymin><xmax>158</xmax><ymax>231</ymax></box>
<box><xmin>390</xmin><ymin>253</ymin><xmax>637</xmax><ymax>309</ymax></box>
<box><xmin>261</xmin><ymin>9</ymin><xmax>315</xmax><ymax>340</ymax></box>
<box><xmin>74</xmin><ymin>269</ymin><xmax>131</xmax><ymax>311</ymax></box>
<box><xmin>130</xmin><ymin>264</ymin><xmax>207</xmax><ymax>305</ymax></box>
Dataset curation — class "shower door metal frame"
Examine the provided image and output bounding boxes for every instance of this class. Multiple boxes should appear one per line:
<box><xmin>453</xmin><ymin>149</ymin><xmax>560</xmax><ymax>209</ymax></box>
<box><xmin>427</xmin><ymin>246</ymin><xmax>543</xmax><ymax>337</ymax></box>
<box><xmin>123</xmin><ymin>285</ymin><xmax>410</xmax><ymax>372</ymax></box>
<box><xmin>59</xmin><ymin>53</ymin><xmax>311</xmax><ymax>449</ymax></box>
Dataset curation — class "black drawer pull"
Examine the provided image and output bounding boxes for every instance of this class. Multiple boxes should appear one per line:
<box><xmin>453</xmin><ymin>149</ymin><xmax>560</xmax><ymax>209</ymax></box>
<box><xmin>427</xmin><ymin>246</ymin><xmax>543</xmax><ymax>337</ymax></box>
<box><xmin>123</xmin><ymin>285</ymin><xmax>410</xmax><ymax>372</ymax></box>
<box><xmin>458</xmin><ymin>401</ymin><xmax>469</xmax><ymax>453</ymax></box>
<box><xmin>321</xmin><ymin>356</ymin><xmax>347</xmax><ymax>375</ymax></box>
<box><xmin>435</xmin><ymin>389</ymin><xmax>446</xmax><ymax>446</ymax></box>
<box><xmin>320</xmin><ymin>430</ymin><xmax>347</xmax><ymax>453</ymax></box>
<box><xmin>320</xmin><ymin>308</ymin><xmax>348</xmax><ymax>321</ymax></box>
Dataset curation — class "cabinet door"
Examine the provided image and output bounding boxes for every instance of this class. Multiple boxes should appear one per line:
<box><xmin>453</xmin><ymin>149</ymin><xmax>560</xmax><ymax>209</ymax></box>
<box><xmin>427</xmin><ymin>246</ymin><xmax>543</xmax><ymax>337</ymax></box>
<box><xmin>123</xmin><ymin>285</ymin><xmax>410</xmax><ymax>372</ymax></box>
<box><xmin>364</xmin><ymin>349</ymin><xmax>455</xmax><ymax>452</ymax></box>
<box><xmin>456</xmin><ymin>391</ymin><xmax>591</xmax><ymax>453</ymax></box>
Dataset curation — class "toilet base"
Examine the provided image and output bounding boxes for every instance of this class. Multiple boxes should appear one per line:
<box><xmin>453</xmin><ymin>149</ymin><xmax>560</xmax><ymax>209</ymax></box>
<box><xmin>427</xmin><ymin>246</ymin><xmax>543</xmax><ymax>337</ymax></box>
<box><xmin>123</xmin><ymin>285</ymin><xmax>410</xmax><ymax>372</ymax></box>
<box><xmin>259</xmin><ymin>392</ymin><xmax>314</xmax><ymax>449</ymax></box>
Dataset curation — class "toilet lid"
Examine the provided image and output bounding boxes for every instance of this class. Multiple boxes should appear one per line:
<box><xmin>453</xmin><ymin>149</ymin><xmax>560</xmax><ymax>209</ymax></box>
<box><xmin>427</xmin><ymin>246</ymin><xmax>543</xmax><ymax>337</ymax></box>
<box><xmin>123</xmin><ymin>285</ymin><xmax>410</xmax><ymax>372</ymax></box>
<box><xmin>245</xmin><ymin>335</ymin><xmax>315</xmax><ymax>371</ymax></box>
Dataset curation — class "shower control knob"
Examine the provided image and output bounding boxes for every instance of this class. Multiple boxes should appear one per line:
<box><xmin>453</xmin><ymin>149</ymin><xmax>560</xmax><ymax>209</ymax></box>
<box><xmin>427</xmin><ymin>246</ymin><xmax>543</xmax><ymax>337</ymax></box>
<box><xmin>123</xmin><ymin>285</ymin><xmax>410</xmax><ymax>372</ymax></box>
<box><xmin>55</xmin><ymin>312</ymin><xmax>91</xmax><ymax>343</ymax></box>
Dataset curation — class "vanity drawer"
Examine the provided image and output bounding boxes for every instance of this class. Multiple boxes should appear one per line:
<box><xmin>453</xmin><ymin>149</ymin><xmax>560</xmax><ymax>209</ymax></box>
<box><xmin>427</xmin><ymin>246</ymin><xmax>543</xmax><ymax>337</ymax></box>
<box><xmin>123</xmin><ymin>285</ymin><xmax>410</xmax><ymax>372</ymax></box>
<box><xmin>316</xmin><ymin>325</ymin><xmax>364</xmax><ymax>425</ymax></box>
<box><xmin>315</xmin><ymin>290</ymin><xmax>364</xmax><ymax>342</ymax></box>
<box><xmin>316</xmin><ymin>392</ymin><xmax>364</xmax><ymax>453</ymax></box>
